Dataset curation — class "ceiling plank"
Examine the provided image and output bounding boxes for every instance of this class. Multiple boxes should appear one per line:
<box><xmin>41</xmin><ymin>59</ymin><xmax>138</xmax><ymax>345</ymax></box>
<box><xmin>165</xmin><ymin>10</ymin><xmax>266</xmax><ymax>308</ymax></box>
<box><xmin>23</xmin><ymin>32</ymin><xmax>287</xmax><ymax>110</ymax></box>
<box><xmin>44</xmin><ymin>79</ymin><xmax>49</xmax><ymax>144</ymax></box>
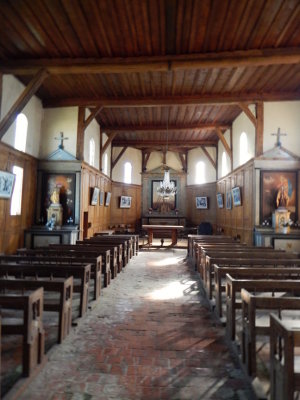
<box><xmin>104</xmin><ymin>123</ymin><xmax>230</xmax><ymax>132</ymax></box>
<box><xmin>0</xmin><ymin>68</ymin><xmax>49</xmax><ymax>140</ymax></box>
<box><xmin>200</xmin><ymin>145</ymin><xmax>216</xmax><ymax>170</ymax></box>
<box><xmin>216</xmin><ymin>128</ymin><xmax>232</xmax><ymax>160</ymax></box>
<box><xmin>102</xmin><ymin>132</ymin><xmax>117</xmax><ymax>154</ymax></box>
<box><xmin>2</xmin><ymin>47</ymin><xmax>300</xmax><ymax>75</ymax></box>
<box><xmin>42</xmin><ymin>91</ymin><xmax>300</xmax><ymax>108</ymax></box>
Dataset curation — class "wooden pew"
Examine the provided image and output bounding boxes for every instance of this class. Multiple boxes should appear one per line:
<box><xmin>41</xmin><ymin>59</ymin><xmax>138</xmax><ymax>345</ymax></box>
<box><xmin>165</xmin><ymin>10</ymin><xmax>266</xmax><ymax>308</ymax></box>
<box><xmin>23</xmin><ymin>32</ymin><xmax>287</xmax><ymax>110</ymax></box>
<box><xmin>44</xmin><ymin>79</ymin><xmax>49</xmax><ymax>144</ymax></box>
<box><xmin>94</xmin><ymin>233</ymin><xmax>138</xmax><ymax>258</ymax></box>
<box><xmin>10</xmin><ymin>250</ymin><xmax>102</xmax><ymax>300</ymax></box>
<box><xmin>89</xmin><ymin>235</ymin><xmax>131</xmax><ymax>266</ymax></box>
<box><xmin>0</xmin><ymin>277</ymin><xmax>73</xmax><ymax>344</ymax></box>
<box><xmin>270</xmin><ymin>314</ymin><xmax>300</xmax><ymax>400</ymax></box>
<box><xmin>214</xmin><ymin>262</ymin><xmax>300</xmax><ymax>318</ymax></box>
<box><xmin>79</xmin><ymin>240</ymin><xmax>123</xmax><ymax>273</ymax></box>
<box><xmin>241</xmin><ymin>289</ymin><xmax>300</xmax><ymax>377</ymax></box>
<box><xmin>226</xmin><ymin>275</ymin><xmax>300</xmax><ymax>340</ymax></box>
<box><xmin>0</xmin><ymin>264</ymin><xmax>90</xmax><ymax>317</ymax></box>
<box><xmin>188</xmin><ymin>235</ymin><xmax>234</xmax><ymax>266</ymax></box>
<box><xmin>0</xmin><ymin>287</ymin><xmax>44</xmax><ymax>377</ymax></box>
<box><xmin>204</xmin><ymin>251</ymin><xmax>298</xmax><ymax>299</ymax></box>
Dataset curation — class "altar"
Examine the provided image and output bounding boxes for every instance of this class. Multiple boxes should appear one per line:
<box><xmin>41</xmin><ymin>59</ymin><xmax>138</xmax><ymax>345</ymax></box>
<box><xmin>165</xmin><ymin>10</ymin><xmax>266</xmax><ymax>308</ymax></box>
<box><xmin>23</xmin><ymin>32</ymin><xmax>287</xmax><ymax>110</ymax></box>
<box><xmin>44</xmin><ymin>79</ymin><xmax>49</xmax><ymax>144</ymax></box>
<box><xmin>142</xmin><ymin>224</ymin><xmax>184</xmax><ymax>246</ymax></box>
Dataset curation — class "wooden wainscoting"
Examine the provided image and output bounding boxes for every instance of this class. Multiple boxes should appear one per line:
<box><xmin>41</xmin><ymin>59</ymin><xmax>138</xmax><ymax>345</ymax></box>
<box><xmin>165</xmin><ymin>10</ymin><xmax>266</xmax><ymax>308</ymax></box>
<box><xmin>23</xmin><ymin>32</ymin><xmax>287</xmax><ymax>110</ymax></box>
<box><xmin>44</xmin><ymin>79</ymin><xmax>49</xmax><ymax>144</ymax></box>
<box><xmin>0</xmin><ymin>142</ymin><xmax>37</xmax><ymax>254</ymax></box>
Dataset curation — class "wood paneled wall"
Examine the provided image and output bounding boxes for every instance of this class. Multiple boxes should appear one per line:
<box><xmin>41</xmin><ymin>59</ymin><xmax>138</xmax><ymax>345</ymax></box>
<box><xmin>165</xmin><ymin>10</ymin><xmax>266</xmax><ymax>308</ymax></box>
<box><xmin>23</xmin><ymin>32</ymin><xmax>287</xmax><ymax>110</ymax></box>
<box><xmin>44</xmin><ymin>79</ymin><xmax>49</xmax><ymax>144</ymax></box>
<box><xmin>110</xmin><ymin>181</ymin><xmax>142</xmax><ymax>230</ymax></box>
<box><xmin>0</xmin><ymin>142</ymin><xmax>37</xmax><ymax>253</ymax></box>
<box><xmin>186</xmin><ymin>183</ymin><xmax>217</xmax><ymax>229</ymax></box>
<box><xmin>80</xmin><ymin>162</ymin><xmax>111</xmax><ymax>239</ymax></box>
<box><xmin>216</xmin><ymin>160</ymin><xmax>255</xmax><ymax>245</ymax></box>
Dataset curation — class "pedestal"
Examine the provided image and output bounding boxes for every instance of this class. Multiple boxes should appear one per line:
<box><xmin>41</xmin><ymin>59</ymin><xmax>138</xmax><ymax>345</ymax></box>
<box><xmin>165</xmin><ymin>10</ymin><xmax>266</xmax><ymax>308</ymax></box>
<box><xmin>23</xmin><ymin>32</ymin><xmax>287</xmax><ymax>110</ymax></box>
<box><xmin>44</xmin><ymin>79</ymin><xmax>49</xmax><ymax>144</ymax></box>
<box><xmin>47</xmin><ymin>204</ymin><xmax>63</xmax><ymax>227</ymax></box>
<box><xmin>272</xmin><ymin>208</ymin><xmax>290</xmax><ymax>232</ymax></box>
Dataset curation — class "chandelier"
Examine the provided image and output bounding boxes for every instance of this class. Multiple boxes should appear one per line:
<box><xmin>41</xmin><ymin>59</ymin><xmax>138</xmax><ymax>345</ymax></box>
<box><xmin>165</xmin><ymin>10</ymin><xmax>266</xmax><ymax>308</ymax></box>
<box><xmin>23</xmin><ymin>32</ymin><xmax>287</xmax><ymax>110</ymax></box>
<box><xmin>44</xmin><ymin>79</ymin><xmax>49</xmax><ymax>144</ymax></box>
<box><xmin>157</xmin><ymin>107</ymin><xmax>177</xmax><ymax>199</ymax></box>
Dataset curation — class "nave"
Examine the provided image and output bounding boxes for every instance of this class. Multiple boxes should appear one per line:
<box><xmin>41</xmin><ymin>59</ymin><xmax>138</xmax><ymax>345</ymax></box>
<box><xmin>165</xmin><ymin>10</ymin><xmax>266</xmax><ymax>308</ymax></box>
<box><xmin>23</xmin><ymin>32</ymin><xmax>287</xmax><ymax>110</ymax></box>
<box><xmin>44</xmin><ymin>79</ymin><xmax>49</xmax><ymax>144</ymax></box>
<box><xmin>17</xmin><ymin>249</ymin><xmax>255</xmax><ymax>400</ymax></box>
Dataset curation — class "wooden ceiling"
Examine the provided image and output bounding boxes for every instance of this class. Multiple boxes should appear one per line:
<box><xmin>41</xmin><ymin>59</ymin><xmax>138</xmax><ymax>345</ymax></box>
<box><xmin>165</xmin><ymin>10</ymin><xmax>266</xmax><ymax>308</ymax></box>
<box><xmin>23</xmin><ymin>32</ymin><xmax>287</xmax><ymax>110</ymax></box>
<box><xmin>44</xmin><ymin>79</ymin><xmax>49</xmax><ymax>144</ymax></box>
<box><xmin>0</xmin><ymin>0</ymin><xmax>299</xmax><ymax>151</ymax></box>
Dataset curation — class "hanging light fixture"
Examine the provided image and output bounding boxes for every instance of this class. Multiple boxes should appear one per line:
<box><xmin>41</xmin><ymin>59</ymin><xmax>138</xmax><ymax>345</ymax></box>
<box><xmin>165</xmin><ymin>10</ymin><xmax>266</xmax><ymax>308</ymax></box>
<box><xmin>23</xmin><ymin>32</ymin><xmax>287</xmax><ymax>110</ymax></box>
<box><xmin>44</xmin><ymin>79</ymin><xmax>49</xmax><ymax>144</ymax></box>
<box><xmin>157</xmin><ymin>108</ymin><xmax>177</xmax><ymax>199</ymax></box>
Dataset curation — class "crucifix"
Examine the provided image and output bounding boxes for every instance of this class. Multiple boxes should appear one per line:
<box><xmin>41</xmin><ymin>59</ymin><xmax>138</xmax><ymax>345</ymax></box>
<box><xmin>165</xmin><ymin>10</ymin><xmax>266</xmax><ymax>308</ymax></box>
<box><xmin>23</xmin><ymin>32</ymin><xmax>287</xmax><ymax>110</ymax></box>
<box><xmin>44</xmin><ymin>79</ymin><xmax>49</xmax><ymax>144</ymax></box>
<box><xmin>55</xmin><ymin>132</ymin><xmax>69</xmax><ymax>149</ymax></box>
<box><xmin>271</xmin><ymin>127</ymin><xmax>287</xmax><ymax>147</ymax></box>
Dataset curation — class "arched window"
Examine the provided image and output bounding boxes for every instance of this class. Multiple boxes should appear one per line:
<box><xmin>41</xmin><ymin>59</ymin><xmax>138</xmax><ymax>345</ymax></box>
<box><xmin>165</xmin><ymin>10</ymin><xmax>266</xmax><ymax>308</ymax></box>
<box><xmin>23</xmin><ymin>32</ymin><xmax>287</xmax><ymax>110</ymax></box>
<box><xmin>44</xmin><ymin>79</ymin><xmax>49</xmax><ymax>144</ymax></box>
<box><xmin>222</xmin><ymin>151</ymin><xmax>228</xmax><ymax>177</ymax></box>
<box><xmin>195</xmin><ymin>161</ymin><xmax>205</xmax><ymax>184</ymax></box>
<box><xmin>14</xmin><ymin>113</ymin><xmax>28</xmax><ymax>152</ymax></box>
<box><xmin>103</xmin><ymin>153</ymin><xmax>108</xmax><ymax>175</ymax></box>
<box><xmin>240</xmin><ymin>132</ymin><xmax>248</xmax><ymax>165</ymax></box>
<box><xmin>124</xmin><ymin>162</ymin><xmax>132</xmax><ymax>184</ymax></box>
<box><xmin>10</xmin><ymin>165</ymin><xmax>24</xmax><ymax>216</ymax></box>
<box><xmin>89</xmin><ymin>138</ymin><xmax>95</xmax><ymax>167</ymax></box>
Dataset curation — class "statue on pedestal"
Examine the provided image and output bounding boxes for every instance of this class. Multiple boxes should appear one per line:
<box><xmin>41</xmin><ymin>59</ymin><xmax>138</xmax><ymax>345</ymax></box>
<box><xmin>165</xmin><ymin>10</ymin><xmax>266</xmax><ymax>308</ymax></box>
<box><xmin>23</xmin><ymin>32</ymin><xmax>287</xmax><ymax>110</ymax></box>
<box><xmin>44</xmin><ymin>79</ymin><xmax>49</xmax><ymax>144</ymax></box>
<box><xmin>47</xmin><ymin>186</ymin><xmax>63</xmax><ymax>228</ymax></box>
<box><xmin>276</xmin><ymin>184</ymin><xmax>289</xmax><ymax>209</ymax></box>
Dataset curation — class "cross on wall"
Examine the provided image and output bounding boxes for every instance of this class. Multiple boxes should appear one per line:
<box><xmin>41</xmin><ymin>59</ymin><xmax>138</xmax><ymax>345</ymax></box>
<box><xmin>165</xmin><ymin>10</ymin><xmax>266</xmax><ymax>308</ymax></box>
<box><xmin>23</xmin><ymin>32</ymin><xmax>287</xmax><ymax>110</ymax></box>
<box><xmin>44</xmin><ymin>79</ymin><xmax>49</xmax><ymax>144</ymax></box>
<box><xmin>55</xmin><ymin>132</ymin><xmax>69</xmax><ymax>149</ymax></box>
<box><xmin>271</xmin><ymin>128</ymin><xmax>287</xmax><ymax>147</ymax></box>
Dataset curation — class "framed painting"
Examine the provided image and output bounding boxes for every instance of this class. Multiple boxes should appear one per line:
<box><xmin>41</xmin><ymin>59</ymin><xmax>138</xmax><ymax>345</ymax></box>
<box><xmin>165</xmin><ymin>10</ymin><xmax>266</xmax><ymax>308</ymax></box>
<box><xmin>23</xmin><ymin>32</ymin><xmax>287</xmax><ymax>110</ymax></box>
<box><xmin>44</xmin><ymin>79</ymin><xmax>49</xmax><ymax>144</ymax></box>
<box><xmin>195</xmin><ymin>196</ymin><xmax>208</xmax><ymax>209</ymax></box>
<box><xmin>232</xmin><ymin>187</ymin><xmax>241</xmax><ymax>206</ymax></box>
<box><xmin>91</xmin><ymin>187</ymin><xmax>99</xmax><ymax>206</ymax></box>
<box><xmin>41</xmin><ymin>173</ymin><xmax>75</xmax><ymax>225</ymax></box>
<box><xmin>217</xmin><ymin>193</ymin><xmax>224</xmax><ymax>209</ymax></box>
<box><xmin>99</xmin><ymin>190</ymin><xmax>104</xmax><ymax>206</ymax></box>
<box><xmin>151</xmin><ymin>180</ymin><xmax>177</xmax><ymax>211</ymax></box>
<box><xmin>0</xmin><ymin>170</ymin><xmax>15</xmax><ymax>199</ymax></box>
<box><xmin>226</xmin><ymin>192</ymin><xmax>232</xmax><ymax>210</ymax></box>
<box><xmin>120</xmin><ymin>196</ymin><xmax>132</xmax><ymax>208</ymax></box>
<box><xmin>260</xmin><ymin>170</ymin><xmax>297</xmax><ymax>222</ymax></box>
<box><xmin>105</xmin><ymin>192</ymin><xmax>111</xmax><ymax>206</ymax></box>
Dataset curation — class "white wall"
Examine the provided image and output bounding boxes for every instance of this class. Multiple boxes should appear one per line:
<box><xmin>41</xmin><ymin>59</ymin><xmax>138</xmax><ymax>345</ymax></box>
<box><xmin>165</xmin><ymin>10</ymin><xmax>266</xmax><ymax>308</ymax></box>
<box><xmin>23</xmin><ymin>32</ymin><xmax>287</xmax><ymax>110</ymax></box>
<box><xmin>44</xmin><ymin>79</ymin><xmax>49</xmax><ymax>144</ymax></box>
<box><xmin>1</xmin><ymin>75</ymin><xmax>43</xmax><ymax>158</ymax></box>
<box><xmin>218</xmin><ymin>129</ymin><xmax>231</xmax><ymax>179</ymax></box>
<box><xmin>112</xmin><ymin>147</ymin><xmax>142</xmax><ymax>185</ymax></box>
<box><xmin>264</xmin><ymin>101</ymin><xmax>300</xmax><ymax>156</ymax></box>
<box><xmin>40</xmin><ymin>107</ymin><xmax>78</xmax><ymax>159</ymax></box>
<box><xmin>84</xmin><ymin>109</ymin><xmax>100</xmax><ymax>168</ymax></box>
<box><xmin>146</xmin><ymin>151</ymin><xmax>182</xmax><ymax>171</ymax></box>
<box><xmin>187</xmin><ymin>147</ymin><xmax>216</xmax><ymax>185</ymax></box>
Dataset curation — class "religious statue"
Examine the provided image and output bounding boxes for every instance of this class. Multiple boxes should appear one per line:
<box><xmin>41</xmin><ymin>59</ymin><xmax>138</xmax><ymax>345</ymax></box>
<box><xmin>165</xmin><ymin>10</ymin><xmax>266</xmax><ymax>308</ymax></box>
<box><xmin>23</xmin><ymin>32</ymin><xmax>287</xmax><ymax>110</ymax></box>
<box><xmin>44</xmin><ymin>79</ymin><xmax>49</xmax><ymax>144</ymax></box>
<box><xmin>276</xmin><ymin>184</ymin><xmax>289</xmax><ymax>209</ymax></box>
<box><xmin>50</xmin><ymin>186</ymin><xmax>60</xmax><ymax>205</ymax></box>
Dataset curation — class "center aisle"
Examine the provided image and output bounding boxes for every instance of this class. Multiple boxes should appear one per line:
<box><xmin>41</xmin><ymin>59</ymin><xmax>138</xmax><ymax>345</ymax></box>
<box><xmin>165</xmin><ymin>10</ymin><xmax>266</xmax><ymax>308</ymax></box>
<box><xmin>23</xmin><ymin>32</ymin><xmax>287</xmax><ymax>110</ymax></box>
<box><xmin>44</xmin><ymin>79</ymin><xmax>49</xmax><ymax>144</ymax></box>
<box><xmin>19</xmin><ymin>249</ymin><xmax>255</xmax><ymax>400</ymax></box>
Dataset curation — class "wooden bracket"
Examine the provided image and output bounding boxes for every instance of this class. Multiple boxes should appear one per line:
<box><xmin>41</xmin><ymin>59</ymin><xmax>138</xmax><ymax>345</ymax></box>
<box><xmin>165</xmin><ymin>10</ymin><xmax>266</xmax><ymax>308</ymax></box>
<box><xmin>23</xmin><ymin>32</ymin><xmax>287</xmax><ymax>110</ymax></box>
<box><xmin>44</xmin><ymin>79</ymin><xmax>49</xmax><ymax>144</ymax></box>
<box><xmin>238</xmin><ymin>102</ymin><xmax>264</xmax><ymax>157</ymax></box>
<box><xmin>238</xmin><ymin>103</ymin><xmax>257</xmax><ymax>127</ymax></box>
<box><xmin>162</xmin><ymin>150</ymin><xmax>166</xmax><ymax>165</ymax></box>
<box><xmin>0</xmin><ymin>69</ymin><xmax>49</xmax><ymax>140</ymax></box>
<box><xmin>102</xmin><ymin>132</ymin><xmax>117</xmax><ymax>154</ymax></box>
<box><xmin>200</xmin><ymin>146</ymin><xmax>216</xmax><ymax>170</ymax></box>
<box><xmin>84</xmin><ymin>106</ymin><xmax>103</xmax><ymax>130</ymax></box>
<box><xmin>216</xmin><ymin>128</ymin><xmax>232</xmax><ymax>160</ymax></box>
<box><xmin>112</xmin><ymin>147</ymin><xmax>128</xmax><ymax>170</ymax></box>
<box><xmin>178</xmin><ymin>152</ymin><xmax>187</xmax><ymax>172</ymax></box>
<box><xmin>142</xmin><ymin>150</ymin><xmax>151</xmax><ymax>171</ymax></box>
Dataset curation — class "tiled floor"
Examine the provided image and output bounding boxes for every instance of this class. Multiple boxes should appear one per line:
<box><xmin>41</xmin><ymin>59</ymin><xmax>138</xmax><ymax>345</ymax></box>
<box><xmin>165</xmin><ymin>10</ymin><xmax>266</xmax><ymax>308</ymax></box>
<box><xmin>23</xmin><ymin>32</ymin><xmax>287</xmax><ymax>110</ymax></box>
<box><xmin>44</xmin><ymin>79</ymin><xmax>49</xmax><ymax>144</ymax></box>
<box><xmin>17</xmin><ymin>249</ymin><xmax>255</xmax><ymax>400</ymax></box>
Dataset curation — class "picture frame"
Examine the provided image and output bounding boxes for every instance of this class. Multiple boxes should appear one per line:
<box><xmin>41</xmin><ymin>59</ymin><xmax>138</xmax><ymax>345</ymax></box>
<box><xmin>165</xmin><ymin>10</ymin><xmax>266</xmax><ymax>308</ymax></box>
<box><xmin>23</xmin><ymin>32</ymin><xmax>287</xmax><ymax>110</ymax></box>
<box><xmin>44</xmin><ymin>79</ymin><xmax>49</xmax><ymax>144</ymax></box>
<box><xmin>105</xmin><ymin>192</ymin><xmax>111</xmax><ymax>206</ymax></box>
<box><xmin>232</xmin><ymin>186</ymin><xmax>241</xmax><ymax>206</ymax></box>
<box><xmin>0</xmin><ymin>170</ymin><xmax>15</xmax><ymax>199</ymax></box>
<box><xmin>195</xmin><ymin>196</ymin><xmax>208</xmax><ymax>209</ymax></box>
<box><xmin>120</xmin><ymin>196</ymin><xmax>132</xmax><ymax>208</ymax></box>
<box><xmin>99</xmin><ymin>190</ymin><xmax>104</xmax><ymax>206</ymax></box>
<box><xmin>217</xmin><ymin>193</ymin><xmax>224</xmax><ymax>208</ymax></box>
<box><xmin>226</xmin><ymin>192</ymin><xmax>232</xmax><ymax>210</ymax></box>
<box><xmin>91</xmin><ymin>187</ymin><xmax>99</xmax><ymax>206</ymax></box>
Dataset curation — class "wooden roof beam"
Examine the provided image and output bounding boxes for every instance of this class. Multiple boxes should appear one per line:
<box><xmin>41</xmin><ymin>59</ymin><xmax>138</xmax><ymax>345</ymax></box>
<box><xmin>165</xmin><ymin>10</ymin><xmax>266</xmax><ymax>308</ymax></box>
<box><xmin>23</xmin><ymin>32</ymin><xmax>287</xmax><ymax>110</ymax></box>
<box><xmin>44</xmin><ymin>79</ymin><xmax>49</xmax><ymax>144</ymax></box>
<box><xmin>84</xmin><ymin>106</ymin><xmax>103</xmax><ymax>129</ymax></box>
<box><xmin>238</xmin><ymin>103</ymin><xmax>257</xmax><ymax>127</ymax></box>
<box><xmin>102</xmin><ymin>132</ymin><xmax>117</xmax><ymax>154</ymax></box>
<box><xmin>142</xmin><ymin>150</ymin><xmax>151</xmax><ymax>171</ymax></box>
<box><xmin>216</xmin><ymin>128</ymin><xmax>232</xmax><ymax>160</ymax></box>
<box><xmin>104</xmin><ymin>123</ymin><xmax>230</xmax><ymax>132</ymax></box>
<box><xmin>0</xmin><ymin>69</ymin><xmax>49</xmax><ymax>140</ymax></box>
<box><xmin>200</xmin><ymin>146</ymin><xmax>216</xmax><ymax>170</ymax></box>
<box><xmin>112</xmin><ymin>140</ymin><xmax>218</xmax><ymax>147</ymax></box>
<box><xmin>43</xmin><ymin>91</ymin><xmax>300</xmax><ymax>108</ymax></box>
<box><xmin>178</xmin><ymin>152</ymin><xmax>187</xmax><ymax>172</ymax></box>
<box><xmin>1</xmin><ymin>47</ymin><xmax>300</xmax><ymax>75</ymax></box>
<box><xmin>112</xmin><ymin>146</ymin><xmax>127</xmax><ymax>170</ymax></box>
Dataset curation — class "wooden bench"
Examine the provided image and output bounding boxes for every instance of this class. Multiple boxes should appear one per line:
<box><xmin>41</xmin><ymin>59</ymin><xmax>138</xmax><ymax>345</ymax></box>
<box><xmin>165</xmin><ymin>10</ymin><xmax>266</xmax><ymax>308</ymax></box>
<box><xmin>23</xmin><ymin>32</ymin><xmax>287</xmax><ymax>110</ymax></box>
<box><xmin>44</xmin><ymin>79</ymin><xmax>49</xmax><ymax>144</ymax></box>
<box><xmin>0</xmin><ymin>277</ymin><xmax>73</xmax><ymax>344</ymax></box>
<box><xmin>241</xmin><ymin>288</ymin><xmax>300</xmax><ymax>377</ymax></box>
<box><xmin>270</xmin><ymin>314</ymin><xmax>300</xmax><ymax>400</ymax></box>
<box><xmin>94</xmin><ymin>233</ymin><xmax>138</xmax><ymax>257</ymax></box>
<box><xmin>0</xmin><ymin>263</ymin><xmax>90</xmax><ymax>317</ymax></box>
<box><xmin>0</xmin><ymin>287</ymin><xmax>44</xmax><ymax>377</ymax></box>
<box><xmin>188</xmin><ymin>235</ymin><xmax>234</xmax><ymax>266</ymax></box>
<box><xmin>89</xmin><ymin>235</ymin><xmax>131</xmax><ymax>266</ymax></box>
<box><xmin>214</xmin><ymin>262</ymin><xmax>300</xmax><ymax>318</ymax></box>
<box><xmin>80</xmin><ymin>240</ymin><xmax>124</xmax><ymax>272</ymax></box>
<box><xmin>226</xmin><ymin>275</ymin><xmax>300</xmax><ymax>340</ymax></box>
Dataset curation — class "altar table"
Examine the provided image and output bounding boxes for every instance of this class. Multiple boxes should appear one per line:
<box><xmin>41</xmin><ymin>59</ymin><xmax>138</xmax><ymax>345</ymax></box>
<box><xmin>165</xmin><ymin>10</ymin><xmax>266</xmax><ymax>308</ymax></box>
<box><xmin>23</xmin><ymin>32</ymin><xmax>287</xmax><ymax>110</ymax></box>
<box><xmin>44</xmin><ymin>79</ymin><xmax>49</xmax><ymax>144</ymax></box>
<box><xmin>142</xmin><ymin>225</ymin><xmax>184</xmax><ymax>246</ymax></box>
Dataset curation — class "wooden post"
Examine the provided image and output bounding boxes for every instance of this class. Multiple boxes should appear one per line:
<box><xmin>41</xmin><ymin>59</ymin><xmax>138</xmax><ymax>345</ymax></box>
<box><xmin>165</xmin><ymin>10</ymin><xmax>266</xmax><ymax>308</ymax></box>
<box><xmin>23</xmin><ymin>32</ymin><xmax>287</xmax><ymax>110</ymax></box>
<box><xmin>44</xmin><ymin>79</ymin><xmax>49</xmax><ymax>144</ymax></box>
<box><xmin>230</xmin><ymin>126</ymin><xmax>233</xmax><ymax>171</ymax></box>
<box><xmin>76</xmin><ymin>107</ymin><xmax>85</xmax><ymax>160</ymax></box>
<box><xmin>0</xmin><ymin>73</ymin><xmax>2</xmax><ymax>120</ymax></box>
<box><xmin>100</xmin><ymin>130</ymin><xmax>103</xmax><ymax>171</ymax></box>
<box><xmin>256</xmin><ymin>102</ymin><xmax>264</xmax><ymax>157</ymax></box>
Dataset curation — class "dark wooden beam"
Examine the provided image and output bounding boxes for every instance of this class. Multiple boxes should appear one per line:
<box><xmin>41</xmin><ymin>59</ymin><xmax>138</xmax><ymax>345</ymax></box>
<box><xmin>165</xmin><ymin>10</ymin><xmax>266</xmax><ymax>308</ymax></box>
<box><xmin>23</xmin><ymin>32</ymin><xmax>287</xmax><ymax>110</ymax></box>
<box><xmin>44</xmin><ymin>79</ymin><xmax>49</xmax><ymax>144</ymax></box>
<box><xmin>99</xmin><ymin>130</ymin><xmax>103</xmax><ymax>171</ymax></box>
<box><xmin>230</xmin><ymin>126</ymin><xmax>233</xmax><ymax>171</ymax></box>
<box><xmin>162</xmin><ymin>150</ymin><xmax>166</xmax><ymax>165</ymax></box>
<box><xmin>0</xmin><ymin>69</ymin><xmax>49</xmax><ymax>140</ymax></box>
<box><xmin>2</xmin><ymin>47</ymin><xmax>300</xmax><ymax>75</ymax></box>
<box><xmin>104</xmin><ymin>123</ymin><xmax>230</xmax><ymax>132</ymax></box>
<box><xmin>84</xmin><ymin>106</ymin><xmax>103</xmax><ymax>129</ymax></box>
<box><xmin>142</xmin><ymin>150</ymin><xmax>151</xmax><ymax>172</ymax></box>
<box><xmin>238</xmin><ymin>103</ymin><xmax>257</xmax><ymax>127</ymax></box>
<box><xmin>216</xmin><ymin>128</ymin><xmax>232</xmax><ymax>160</ymax></box>
<box><xmin>256</xmin><ymin>102</ymin><xmax>264</xmax><ymax>157</ymax></box>
<box><xmin>200</xmin><ymin>146</ymin><xmax>216</xmax><ymax>170</ymax></box>
<box><xmin>178</xmin><ymin>152</ymin><xmax>187</xmax><ymax>172</ymax></box>
<box><xmin>43</xmin><ymin>91</ymin><xmax>300</xmax><ymax>108</ymax></box>
<box><xmin>113</xmin><ymin>140</ymin><xmax>218</xmax><ymax>148</ymax></box>
<box><xmin>0</xmin><ymin>73</ymin><xmax>2</xmax><ymax>121</ymax></box>
<box><xmin>112</xmin><ymin>146</ymin><xmax>128</xmax><ymax>170</ymax></box>
<box><xmin>76</xmin><ymin>106</ymin><xmax>85</xmax><ymax>160</ymax></box>
<box><xmin>102</xmin><ymin>132</ymin><xmax>117</xmax><ymax>154</ymax></box>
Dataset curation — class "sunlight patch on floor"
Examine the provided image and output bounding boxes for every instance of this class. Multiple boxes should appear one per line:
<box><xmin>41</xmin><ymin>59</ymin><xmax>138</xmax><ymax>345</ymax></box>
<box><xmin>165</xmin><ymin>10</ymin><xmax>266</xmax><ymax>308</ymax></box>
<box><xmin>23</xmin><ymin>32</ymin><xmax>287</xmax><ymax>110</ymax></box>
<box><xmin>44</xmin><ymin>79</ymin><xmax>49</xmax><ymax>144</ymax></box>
<box><xmin>147</xmin><ymin>280</ymin><xmax>190</xmax><ymax>300</ymax></box>
<box><xmin>148</xmin><ymin>256</ymin><xmax>182</xmax><ymax>267</ymax></box>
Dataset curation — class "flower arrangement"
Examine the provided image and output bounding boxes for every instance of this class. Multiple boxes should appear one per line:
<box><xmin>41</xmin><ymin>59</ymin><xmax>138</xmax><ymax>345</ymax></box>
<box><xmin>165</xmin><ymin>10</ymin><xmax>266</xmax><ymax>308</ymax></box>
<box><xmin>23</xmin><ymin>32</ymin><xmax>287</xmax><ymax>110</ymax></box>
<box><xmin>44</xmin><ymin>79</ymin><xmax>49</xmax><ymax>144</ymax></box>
<box><xmin>148</xmin><ymin>207</ymin><xmax>153</xmax><ymax>214</ymax></box>
<box><xmin>175</xmin><ymin>208</ymin><xmax>179</xmax><ymax>214</ymax></box>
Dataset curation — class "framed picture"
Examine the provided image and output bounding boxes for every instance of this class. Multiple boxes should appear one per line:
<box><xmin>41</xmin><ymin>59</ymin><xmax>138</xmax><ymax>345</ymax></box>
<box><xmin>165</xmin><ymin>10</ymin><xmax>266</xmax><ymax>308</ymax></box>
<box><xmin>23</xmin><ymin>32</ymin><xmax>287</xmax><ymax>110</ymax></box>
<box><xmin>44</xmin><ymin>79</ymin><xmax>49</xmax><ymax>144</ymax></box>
<box><xmin>151</xmin><ymin>180</ymin><xmax>177</xmax><ymax>212</ymax></box>
<box><xmin>226</xmin><ymin>192</ymin><xmax>232</xmax><ymax>209</ymax></box>
<box><xmin>120</xmin><ymin>196</ymin><xmax>132</xmax><ymax>208</ymax></box>
<box><xmin>260</xmin><ymin>170</ymin><xmax>297</xmax><ymax>222</ymax></box>
<box><xmin>0</xmin><ymin>170</ymin><xmax>15</xmax><ymax>199</ymax></box>
<box><xmin>195</xmin><ymin>196</ymin><xmax>208</xmax><ymax>209</ymax></box>
<box><xmin>99</xmin><ymin>191</ymin><xmax>104</xmax><ymax>206</ymax></box>
<box><xmin>91</xmin><ymin>187</ymin><xmax>99</xmax><ymax>206</ymax></box>
<box><xmin>232</xmin><ymin>187</ymin><xmax>241</xmax><ymax>206</ymax></box>
<box><xmin>105</xmin><ymin>192</ymin><xmax>111</xmax><ymax>206</ymax></box>
<box><xmin>217</xmin><ymin>193</ymin><xmax>224</xmax><ymax>208</ymax></box>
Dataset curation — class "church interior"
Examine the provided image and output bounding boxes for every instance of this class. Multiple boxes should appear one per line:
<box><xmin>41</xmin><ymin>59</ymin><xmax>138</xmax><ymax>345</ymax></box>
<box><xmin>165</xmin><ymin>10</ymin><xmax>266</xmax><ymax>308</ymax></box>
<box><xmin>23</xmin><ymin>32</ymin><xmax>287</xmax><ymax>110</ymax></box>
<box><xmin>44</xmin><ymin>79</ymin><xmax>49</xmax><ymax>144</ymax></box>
<box><xmin>0</xmin><ymin>1</ymin><xmax>300</xmax><ymax>399</ymax></box>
